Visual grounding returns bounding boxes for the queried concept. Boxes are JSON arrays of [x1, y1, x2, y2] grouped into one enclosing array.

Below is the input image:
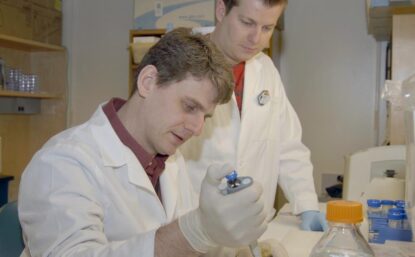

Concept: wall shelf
[[0, 89, 60, 99], [0, 34, 65, 52], [0, 32, 68, 202]]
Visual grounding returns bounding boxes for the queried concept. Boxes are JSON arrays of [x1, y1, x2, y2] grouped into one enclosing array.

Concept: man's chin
[[160, 146, 177, 156]]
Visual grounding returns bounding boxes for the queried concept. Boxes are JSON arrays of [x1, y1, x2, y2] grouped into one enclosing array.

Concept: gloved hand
[[179, 164, 267, 253], [236, 239, 289, 257], [300, 210, 328, 231]]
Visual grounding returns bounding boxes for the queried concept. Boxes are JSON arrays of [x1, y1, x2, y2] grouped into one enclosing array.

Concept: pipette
[[219, 171, 261, 257]]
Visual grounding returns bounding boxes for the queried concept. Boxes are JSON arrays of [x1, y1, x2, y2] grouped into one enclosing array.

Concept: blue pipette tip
[[225, 170, 238, 183]]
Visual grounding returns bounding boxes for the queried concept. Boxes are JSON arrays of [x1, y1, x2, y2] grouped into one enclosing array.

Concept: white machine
[[343, 145, 406, 201]]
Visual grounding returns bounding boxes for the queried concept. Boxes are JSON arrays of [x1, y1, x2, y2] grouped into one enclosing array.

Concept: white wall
[[280, 0, 378, 196], [63, 0, 133, 126]]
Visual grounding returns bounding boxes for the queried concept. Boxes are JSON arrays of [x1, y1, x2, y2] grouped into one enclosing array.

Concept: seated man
[[18, 28, 267, 257]]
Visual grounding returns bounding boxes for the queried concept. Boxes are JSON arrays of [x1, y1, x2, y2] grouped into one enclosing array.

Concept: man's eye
[[242, 20, 253, 26], [263, 26, 273, 32], [184, 103, 196, 112]]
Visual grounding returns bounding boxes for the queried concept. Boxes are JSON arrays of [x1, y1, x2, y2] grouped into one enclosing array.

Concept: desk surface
[[263, 203, 413, 257], [260, 203, 324, 257]]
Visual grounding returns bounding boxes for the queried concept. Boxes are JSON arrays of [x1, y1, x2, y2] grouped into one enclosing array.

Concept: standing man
[[18, 28, 267, 257], [180, 0, 327, 253]]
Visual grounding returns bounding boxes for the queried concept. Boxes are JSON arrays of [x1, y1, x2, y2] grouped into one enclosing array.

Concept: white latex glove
[[236, 239, 289, 257], [179, 164, 267, 253]]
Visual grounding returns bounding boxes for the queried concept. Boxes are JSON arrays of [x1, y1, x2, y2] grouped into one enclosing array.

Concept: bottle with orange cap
[[309, 200, 375, 257]]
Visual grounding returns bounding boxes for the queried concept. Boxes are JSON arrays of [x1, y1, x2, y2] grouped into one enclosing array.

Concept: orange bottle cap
[[326, 200, 363, 224]]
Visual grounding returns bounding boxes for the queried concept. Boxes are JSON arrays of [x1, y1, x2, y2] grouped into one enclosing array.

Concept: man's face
[[143, 75, 217, 156], [214, 0, 285, 64]]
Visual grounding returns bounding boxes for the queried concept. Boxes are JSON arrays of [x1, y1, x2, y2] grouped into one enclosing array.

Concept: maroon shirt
[[102, 98, 168, 198]]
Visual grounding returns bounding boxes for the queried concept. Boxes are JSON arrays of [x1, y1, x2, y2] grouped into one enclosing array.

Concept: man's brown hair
[[133, 27, 234, 104]]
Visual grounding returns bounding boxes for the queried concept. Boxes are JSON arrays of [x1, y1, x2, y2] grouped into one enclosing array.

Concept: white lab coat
[[180, 52, 319, 219], [18, 105, 197, 257]]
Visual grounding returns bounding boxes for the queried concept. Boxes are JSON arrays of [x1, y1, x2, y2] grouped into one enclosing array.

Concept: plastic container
[[309, 200, 375, 257], [367, 199, 382, 242], [394, 200, 406, 209], [367, 199, 382, 216], [388, 208, 403, 229], [381, 200, 395, 216]]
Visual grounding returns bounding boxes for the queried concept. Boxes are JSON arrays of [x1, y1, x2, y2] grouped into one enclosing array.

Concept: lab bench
[[263, 203, 414, 257]]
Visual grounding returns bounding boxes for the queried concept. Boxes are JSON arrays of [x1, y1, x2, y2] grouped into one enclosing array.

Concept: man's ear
[[216, 0, 226, 22], [136, 65, 158, 98]]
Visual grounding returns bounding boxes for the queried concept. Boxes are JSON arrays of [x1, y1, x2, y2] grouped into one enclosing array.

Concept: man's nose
[[248, 27, 262, 44], [186, 114, 205, 137]]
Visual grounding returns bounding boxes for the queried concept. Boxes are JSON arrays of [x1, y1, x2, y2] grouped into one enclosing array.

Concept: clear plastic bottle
[[366, 199, 382, 242], [367, 199, 382, 216], [381, 199, 395, 217], [387, 208, 403, 228], [309, 200, 375, 257]]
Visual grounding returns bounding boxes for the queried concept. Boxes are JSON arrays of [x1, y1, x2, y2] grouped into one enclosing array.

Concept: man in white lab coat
[[18, 28, 268, 257], [179, 0, 328, 255]]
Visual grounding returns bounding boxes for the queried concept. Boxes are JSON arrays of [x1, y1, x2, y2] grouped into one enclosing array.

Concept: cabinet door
[[388, 14, 415, 144]]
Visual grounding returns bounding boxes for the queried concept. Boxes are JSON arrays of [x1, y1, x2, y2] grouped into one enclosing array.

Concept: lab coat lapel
[[92, 107, 158, 195], [159, 157, 179, 221], [238, 58, 261, 159], [125, 154, 158, 196]]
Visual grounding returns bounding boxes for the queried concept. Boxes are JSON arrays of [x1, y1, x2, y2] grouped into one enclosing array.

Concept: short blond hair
[[223, 0, 287, 14]]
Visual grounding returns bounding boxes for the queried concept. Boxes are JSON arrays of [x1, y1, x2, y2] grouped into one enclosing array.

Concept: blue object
[[225, 170, 238, 184], [367, 200, 413, 243], [381, 199, 395, 206], [300, 210, 328, 232], [395, 200, 406, 209], [367, 199, 382, 208], [0, 175, 14, 208], [221, 171, 253, 195], [0, 201, 25, 256]]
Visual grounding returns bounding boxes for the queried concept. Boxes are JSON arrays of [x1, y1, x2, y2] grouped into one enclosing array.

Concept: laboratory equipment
[[387, 208, 403, 229], [367, 199, 382, 216], [366, 198, 412, 243], [220, 171, 260, 257], [367, 199, 382, 242], [381, 199, 395, 216], [343, 145, 406, 201], [309, 200, 375, 257]]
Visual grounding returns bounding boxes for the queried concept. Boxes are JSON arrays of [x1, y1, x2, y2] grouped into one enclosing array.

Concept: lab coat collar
[[91, 106, 157, 194], [90, 104, 184, 215], [91, 105, 128, 168]]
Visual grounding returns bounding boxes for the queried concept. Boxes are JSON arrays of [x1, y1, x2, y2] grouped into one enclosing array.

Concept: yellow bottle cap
[[326, 200, 363, 224]]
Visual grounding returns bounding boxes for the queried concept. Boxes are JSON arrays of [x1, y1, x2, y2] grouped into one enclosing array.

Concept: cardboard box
[[134, 0, 215, 30], [32, 4, 62, 45], [0, 1, 32, 40]]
